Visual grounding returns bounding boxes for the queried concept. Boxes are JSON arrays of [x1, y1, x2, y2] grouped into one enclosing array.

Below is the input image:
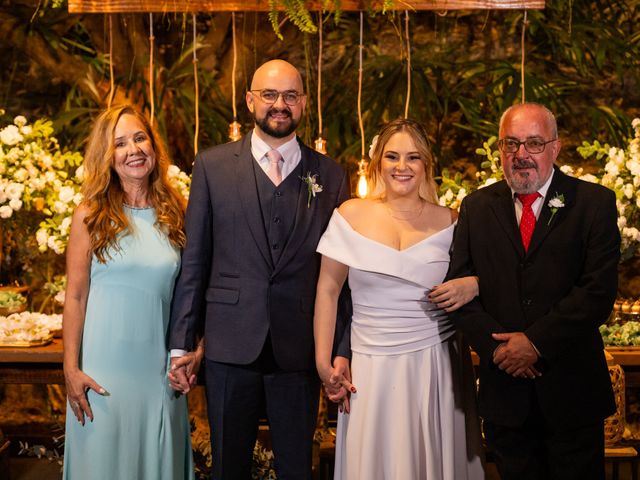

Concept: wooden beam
[[69, 0, 544, 14]]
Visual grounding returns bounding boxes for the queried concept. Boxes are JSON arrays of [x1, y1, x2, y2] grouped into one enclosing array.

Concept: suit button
[[273, 216, 281, 224], [275, 191, 282, 197], [522, 299, 532, 306], [272, 243, 279, 250]]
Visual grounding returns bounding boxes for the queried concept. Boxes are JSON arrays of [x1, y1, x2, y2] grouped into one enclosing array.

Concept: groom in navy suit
[[168, 59, 350, 479], [447, 103, 619, 480]]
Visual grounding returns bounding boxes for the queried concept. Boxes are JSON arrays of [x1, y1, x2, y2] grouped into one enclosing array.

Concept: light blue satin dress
[[63, 206, 194, 480]]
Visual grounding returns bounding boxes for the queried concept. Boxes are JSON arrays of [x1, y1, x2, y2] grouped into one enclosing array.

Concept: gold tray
[[0, 337, 53, 347]]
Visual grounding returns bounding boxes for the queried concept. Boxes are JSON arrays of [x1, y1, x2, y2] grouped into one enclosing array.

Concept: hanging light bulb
[[314, 137, 327, 154], [356, 158, 368, 199], [229, 121, 242, 141], [228, 12, 241, 143]]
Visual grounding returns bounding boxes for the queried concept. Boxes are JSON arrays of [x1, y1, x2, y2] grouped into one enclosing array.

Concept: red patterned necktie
[[266, 149, 283, 186], [516, 192, 541, 252]]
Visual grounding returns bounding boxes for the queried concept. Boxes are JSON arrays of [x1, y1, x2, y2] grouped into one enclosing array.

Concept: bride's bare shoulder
[[338, 198, 379, 224]]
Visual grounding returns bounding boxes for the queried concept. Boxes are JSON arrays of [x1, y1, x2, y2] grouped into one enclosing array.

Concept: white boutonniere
[[301, 172, 323, 208], [547, 193, 565, 225]]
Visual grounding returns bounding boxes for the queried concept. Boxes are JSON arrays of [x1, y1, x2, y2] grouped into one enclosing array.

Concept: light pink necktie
[[266, 149, 283, 186], [516, 192, 541, 252]]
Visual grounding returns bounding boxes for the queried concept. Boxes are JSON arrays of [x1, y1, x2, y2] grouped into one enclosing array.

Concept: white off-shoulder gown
[[317, 210, 484, 480]]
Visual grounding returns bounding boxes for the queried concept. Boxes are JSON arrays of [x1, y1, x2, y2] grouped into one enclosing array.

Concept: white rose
[[480, 177, 498, 188], [59, 186, 76, 203], [0, 205, 13, 218], [560, 165, 574, 175], [36, 228, 48, 247], [167, 164, 179, 176], [605, 161, 619, 177], [618, 216, 627, 229], [632, 118, 640, 129], [45, 171, 56, 183], [456, 188, 467, 201], [368, 135, 379, 159], [13, 115, 27, 127], [29, 177, 46, 191], [627, 158, 640, 176], [53, 201, 67, 214], [41, 155, 53, 168], [75, 165, 84, 181], [60, 216, 72, 233], [73, 192, 83, 205], [0, 125, 23, 146], [20, 125, 32, 135], [5, 182, 24, 200], [9, 198, 22, 211], [548, 197, 565, 209], [438, 195, 447, 207], [444, 189, 454, 202], [623, 184, 634, 199], [13, 168, 28, 182], [579, 174, 599, 184]]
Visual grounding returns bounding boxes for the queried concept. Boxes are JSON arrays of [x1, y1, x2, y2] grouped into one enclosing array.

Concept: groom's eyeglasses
[[497, 137, 557, 154], [250, 89, 305, 106]]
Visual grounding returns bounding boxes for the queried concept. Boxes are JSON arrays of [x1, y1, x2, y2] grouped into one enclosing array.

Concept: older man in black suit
[[447, 103, 619, 480], [168, 59, 350, 479]]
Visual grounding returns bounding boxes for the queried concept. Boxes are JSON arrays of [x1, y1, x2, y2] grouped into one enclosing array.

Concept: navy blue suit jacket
[[169, 135, 350, 371]]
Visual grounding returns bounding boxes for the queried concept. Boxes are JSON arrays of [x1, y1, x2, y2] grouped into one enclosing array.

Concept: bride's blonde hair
[[367, 118, 438, 203]]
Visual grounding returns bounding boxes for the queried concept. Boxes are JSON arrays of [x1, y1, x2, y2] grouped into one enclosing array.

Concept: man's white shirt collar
[[511, 168, 555, 220], [251, 129, 301, 180]]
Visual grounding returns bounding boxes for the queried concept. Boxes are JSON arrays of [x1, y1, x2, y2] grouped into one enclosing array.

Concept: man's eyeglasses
[[497, 137, 558, 154], [250, 89, 305, 106]]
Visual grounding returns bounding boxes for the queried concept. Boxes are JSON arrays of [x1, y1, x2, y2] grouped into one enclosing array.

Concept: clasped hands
[[168, 347, 204, 394], [319, 356, 355, 413], [492, 332, 542, 380]]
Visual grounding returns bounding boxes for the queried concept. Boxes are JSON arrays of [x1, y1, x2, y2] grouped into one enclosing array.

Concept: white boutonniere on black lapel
[[301, 172, 323, 208], [547, 193, 565, 225]]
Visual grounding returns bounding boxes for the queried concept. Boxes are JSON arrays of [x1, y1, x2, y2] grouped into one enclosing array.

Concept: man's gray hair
[[498, 102, 558, 139]]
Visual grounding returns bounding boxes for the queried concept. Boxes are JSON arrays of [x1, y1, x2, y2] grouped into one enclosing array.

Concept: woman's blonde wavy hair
[[367, 118, 438, 204], [81, 105, 186, 263]]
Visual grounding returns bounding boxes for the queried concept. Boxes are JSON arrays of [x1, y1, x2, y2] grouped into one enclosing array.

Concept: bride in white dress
[[314, 119, 485, 479]]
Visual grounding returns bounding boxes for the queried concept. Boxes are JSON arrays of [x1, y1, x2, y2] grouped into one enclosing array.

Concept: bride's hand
[[429, 276, 479, 312], [319, 356, 356, 413]]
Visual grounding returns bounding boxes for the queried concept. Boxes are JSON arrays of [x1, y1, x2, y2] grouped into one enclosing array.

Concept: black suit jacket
[[169, 135, 350, 371], [447, 167, 619, 429]]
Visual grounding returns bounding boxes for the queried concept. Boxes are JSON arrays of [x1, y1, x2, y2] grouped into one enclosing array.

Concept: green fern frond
[[268, 0, 284, 40]]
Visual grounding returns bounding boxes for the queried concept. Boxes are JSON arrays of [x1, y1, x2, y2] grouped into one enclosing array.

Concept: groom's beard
[[253, 107, 299, 139]]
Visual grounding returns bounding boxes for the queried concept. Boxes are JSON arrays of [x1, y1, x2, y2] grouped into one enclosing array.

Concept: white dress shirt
[[251, 129, 301, 181], [511, 169, 555, 223]]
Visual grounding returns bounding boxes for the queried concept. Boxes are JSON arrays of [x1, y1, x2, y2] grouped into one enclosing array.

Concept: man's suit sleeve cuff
[[170, 349, 188, 358]]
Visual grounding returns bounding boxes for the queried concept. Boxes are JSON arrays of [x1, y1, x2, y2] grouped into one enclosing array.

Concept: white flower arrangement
[[0, 114, 83, 256], [0, 311, 62, 344]]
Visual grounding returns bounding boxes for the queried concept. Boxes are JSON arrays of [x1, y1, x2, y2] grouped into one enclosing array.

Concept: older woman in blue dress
[[63, 105, 197, 479]]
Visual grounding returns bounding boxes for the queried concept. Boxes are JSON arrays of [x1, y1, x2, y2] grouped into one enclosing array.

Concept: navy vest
[[253, 159, 302, 266]]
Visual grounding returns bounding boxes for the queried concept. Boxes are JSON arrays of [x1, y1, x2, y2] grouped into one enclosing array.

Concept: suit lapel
[[527, 167, 574, 256], [273, 141, 319, 275], [489, 181, 525, 256], [235, 136, 272, 267]]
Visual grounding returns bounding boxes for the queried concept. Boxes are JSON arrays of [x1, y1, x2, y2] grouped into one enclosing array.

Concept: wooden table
[[0, 338, 64, 385]]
